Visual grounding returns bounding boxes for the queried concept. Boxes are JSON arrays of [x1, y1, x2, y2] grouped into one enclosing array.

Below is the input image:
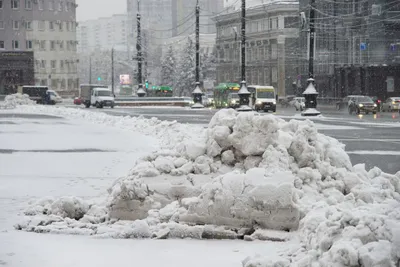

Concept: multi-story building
[[214, 1, 300, 97], [0, 0, 79, 96], [77, 14, 129, 53], [299, 0, 400, 98]]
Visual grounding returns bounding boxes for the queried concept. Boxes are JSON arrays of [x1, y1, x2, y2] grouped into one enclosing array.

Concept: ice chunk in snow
[[178, 141, 206, 160], [50, 196, 89, 220], [358, 240, 394, 267], [221, 150, 235, 165], [242, 255, 290, 267], [209, 108, 237, 128], [180, 168, 299, 230], [154, 156, 175, 173], [130, 161, 160, 177]]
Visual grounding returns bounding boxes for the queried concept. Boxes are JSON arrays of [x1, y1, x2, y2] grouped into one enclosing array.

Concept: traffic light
[[145, 80, 149, 89], [97, 77, 101, 81]]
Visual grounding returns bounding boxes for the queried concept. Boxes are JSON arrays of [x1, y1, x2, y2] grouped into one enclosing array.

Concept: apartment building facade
[[299, 0, 400, 98], [0, 0, 79, 96], [215, 2, 300, 97]]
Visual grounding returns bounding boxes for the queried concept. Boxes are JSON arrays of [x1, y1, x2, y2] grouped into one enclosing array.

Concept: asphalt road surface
[[9, 104, 400, 174]]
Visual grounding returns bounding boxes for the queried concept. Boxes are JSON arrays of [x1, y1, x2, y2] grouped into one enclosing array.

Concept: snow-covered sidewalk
[[0, 106, 293, 267], [1, 96, 400, 267]]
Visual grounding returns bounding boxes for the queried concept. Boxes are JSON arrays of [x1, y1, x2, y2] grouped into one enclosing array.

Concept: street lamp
[[301, 78, 321, 116]]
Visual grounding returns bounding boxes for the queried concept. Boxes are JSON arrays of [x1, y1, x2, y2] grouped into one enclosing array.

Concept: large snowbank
[[0, 93, 36, 109], [12, 107, 400, 266]]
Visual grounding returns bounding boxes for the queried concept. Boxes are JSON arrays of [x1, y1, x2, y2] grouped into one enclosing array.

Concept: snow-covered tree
[[160, 46, 176, 87], [175, 37, 196, 96], [201, 45, 217, 82]]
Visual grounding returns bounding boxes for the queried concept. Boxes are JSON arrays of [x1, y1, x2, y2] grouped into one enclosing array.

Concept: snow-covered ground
[[0, 104, 293, 267], [1, 96, 400, 267]]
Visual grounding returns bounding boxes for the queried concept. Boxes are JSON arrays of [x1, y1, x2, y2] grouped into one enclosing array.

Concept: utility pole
[[111, 48, 114, 95], [89, 56, 92, 84], [136, 0, 145, 97], [191, 0, 204, 108], [333, 0, 337, 98], [237, 0, 251, 111]]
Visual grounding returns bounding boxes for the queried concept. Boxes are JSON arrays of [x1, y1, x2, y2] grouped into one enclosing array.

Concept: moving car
[[228, 93, 240, 109], [47, 90, 63, 105], [348, 96, 378, 115], [336, 95, 364, 110], [248, 85, 277, 112], [293, 97, 306, 111], [80, 84, 115, 108], [381, 97, 400, 112]]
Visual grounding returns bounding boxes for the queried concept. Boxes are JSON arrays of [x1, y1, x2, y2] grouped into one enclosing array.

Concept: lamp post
[[192, 0, 204, 109], [136, 0, 146, 97], [301, 0, 320, 116], [237, 0, 252, 111]]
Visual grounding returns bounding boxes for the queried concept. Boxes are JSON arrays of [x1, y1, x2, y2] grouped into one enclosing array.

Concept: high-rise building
[[0, 0, 79, 96], [77, 14, 129, 53]]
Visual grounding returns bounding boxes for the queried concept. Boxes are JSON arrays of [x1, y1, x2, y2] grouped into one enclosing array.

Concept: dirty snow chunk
[[154, 156, 175, 173], [179, 141, 206, 160], [50, 196, 89, 220], [244, 156, 262, 170], [1, 93, 36, 109], [206, 139, 222, 157], [193, 156, 212, 175], [173, 157, 188, 168], [181, 168, 299, 230], [358, 240, 394, 267], [221, 150, 235, 165], [170, 162, 194, 176], [24, 197, 55, 216], [209, 126, 231, 149], [209, 108, 237, 128], [131, 161, 160, 177]]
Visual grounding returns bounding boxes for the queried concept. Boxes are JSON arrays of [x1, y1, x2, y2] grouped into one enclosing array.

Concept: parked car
[[381, 97, 400, 112], [348, 96, 378, 115], [293, 97, 306, 111], [74, 97, 82, 105]]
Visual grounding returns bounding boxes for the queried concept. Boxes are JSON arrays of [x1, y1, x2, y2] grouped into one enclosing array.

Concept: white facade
[[162, 33, 216, 60], [27, 20, 79, 93], [77, 14, 129, 53]]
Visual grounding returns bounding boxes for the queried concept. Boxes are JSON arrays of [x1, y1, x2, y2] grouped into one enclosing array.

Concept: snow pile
[[0, 93, 36, 109], [13, 108, 400, 266]]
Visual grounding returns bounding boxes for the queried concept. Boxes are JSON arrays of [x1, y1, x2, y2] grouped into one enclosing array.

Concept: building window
[[50, 40, 55, 50], [38, 20, 45, 30], [25, 0, 32, 9], [59, 41, 64, 50], [58, 1, 62, 11], [0, 0, 3, 8], [58, 21, 63, 31], [12, 40, 19, 49], [25, 21, 32, 30], [11, 0, 19, 9], [60, 60, 64, 70], [26, 40, 32, 49], [40, 40, 46, 50], [51, 60, 56, 69], [66, 41, 70, 50], [60, 79, 65, 89], [66, 21, 70, 31], [271, 44, 277, 59], [49, 0, 54, 10], [51, 79, 57, 88], [41, 60, 46, 69], [0, 21, 4, 29], [38, 0, 43, 10], [41, 79, 47, 86], [0, 41, 4, 49], [65, 1, 69, 11], [49, 21, 54, 30], [13, 21, 19, 30]]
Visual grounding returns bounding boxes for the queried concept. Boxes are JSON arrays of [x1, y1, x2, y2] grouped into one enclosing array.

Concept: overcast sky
[[76, 0, 126, 21]]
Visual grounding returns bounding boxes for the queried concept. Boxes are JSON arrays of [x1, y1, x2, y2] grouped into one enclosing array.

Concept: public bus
[[213, 83, 240, 108], [147, 86, 173, 97]]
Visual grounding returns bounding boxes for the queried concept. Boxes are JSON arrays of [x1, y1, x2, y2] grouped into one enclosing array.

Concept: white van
[[248, 85, 277, 112]]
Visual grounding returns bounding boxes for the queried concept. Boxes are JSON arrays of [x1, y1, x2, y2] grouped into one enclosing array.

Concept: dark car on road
[[348, 96, 378, 115]]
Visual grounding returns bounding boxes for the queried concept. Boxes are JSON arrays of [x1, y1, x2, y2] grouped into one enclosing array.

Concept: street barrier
[[115, 97, 192, 107]]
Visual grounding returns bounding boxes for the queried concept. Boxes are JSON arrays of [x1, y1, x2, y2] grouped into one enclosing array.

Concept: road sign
[[360, 43, 367, 51]]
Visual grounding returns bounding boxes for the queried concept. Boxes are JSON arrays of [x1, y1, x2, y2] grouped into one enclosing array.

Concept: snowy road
[[0, 112, 296, 267], [61, 105, 400, 174]]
